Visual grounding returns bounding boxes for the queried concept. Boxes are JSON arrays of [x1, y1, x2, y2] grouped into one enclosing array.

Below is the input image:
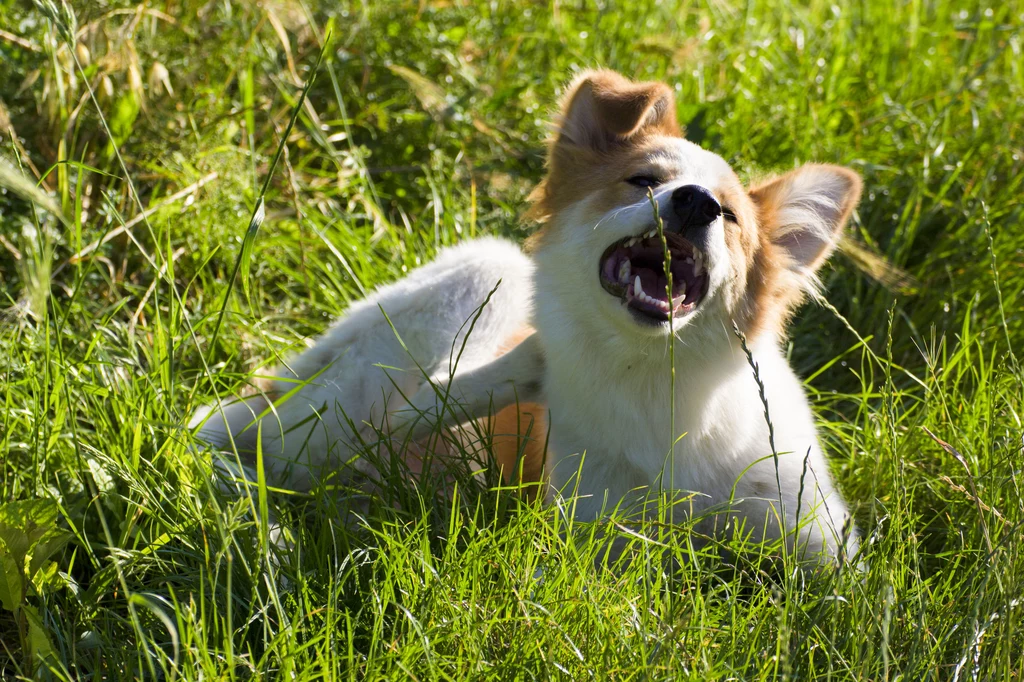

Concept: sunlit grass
[[1, 0, 1022, 678]]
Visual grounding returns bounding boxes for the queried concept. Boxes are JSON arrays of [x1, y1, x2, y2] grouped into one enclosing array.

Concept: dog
[[193, 69, 862, 564]]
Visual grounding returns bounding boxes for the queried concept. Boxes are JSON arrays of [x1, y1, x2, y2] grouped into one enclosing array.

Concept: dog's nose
[[671, 185, 722, 229]]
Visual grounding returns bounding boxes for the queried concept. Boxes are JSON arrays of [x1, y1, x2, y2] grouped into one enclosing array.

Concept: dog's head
[[528, 70, 862, 348]]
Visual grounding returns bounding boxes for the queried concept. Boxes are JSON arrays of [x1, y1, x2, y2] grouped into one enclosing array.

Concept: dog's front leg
[[391, 332, 545, 440]]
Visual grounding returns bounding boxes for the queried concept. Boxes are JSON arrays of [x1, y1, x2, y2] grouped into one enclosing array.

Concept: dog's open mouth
[[599, 229, 709, 323]]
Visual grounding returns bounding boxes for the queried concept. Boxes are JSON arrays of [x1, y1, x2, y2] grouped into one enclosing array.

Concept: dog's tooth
[[679, 280, 687, 298], [634, 275, 642, 296], [645, 230, 656, 239], [685, 256, 694, 265], [618, 260, 631, 284]]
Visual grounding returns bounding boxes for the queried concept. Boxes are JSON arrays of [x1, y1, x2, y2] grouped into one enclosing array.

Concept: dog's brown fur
[[488, 327, 546, 494], [742, 166, 862, 338]]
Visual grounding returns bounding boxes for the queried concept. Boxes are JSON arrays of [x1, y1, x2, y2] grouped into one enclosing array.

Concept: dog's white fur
[[527, 140, 856, 559], [192, 237, 536, 490], [194, 71, 859, 564]]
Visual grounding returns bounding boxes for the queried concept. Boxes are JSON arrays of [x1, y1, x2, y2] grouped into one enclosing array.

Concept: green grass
[[1, 0, 1023, 678]]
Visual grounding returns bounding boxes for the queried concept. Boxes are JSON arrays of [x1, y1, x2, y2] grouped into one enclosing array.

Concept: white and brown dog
[[194, 70, 862, 563]]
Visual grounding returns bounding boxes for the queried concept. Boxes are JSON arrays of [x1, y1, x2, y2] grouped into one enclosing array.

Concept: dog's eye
[[722, 207, 739, 223], [625, 175, 662, 188]]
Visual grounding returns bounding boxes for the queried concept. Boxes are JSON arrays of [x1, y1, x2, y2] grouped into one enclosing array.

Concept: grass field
[[2, 0, 1023, 678]]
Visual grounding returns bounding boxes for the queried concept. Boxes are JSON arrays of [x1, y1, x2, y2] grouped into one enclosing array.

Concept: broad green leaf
[[0, 499, 59, 570], [23, 603, 57, 665], [29, 527, 72, 582], [31, 560, 65, 596], [0, 544, 22, 612], [129, 593, 180, 663]]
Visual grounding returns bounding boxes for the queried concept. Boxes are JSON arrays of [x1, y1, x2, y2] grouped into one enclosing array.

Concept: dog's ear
[[750, 164, 862, 275], [555, 70, 679, 151]]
